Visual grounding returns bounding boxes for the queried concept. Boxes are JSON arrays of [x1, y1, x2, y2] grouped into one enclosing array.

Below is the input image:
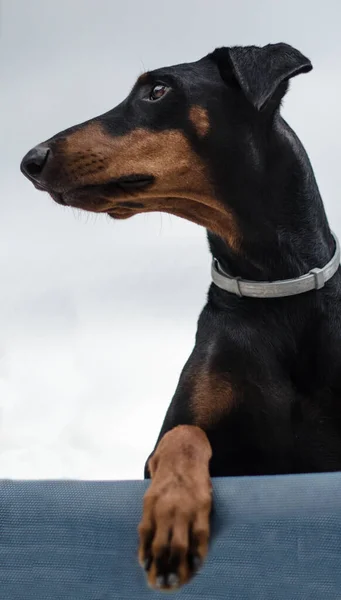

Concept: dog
[[21, 42, 341, 591]]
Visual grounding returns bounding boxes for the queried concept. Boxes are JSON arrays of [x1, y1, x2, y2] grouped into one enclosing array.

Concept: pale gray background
[[1, 0, 341, 479]]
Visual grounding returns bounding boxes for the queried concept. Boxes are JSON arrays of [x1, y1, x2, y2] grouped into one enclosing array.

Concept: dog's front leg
[[138, 424, 212, 591]]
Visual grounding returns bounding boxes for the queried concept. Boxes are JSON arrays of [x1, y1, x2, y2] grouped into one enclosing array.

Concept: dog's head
[[21, 43, 311, 251]]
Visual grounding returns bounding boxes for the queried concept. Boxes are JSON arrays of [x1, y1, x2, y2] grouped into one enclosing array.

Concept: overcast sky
[[1, 0, 341, 479]]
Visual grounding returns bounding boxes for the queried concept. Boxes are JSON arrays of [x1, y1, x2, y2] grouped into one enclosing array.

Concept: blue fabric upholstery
[[1, 473, 341, 599]]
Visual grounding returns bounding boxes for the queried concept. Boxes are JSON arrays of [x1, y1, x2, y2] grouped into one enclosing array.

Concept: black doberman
[[21, 43, 341, 591]]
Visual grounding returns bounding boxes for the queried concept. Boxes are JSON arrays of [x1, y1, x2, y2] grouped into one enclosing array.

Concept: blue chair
[[1, 473, 341, 599]]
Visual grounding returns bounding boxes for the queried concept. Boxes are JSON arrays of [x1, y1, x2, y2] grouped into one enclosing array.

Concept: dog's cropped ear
[[210, 43, 312, 111]]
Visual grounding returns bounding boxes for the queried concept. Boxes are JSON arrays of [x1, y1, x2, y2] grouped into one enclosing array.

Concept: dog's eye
[[149, 84, 168, 101]]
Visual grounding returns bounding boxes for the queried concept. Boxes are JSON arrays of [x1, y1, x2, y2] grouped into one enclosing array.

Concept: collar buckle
[[309, 267, 325, 290]]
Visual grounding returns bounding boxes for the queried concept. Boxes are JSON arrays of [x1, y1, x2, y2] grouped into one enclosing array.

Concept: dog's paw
[[138, 474, 212, 591]]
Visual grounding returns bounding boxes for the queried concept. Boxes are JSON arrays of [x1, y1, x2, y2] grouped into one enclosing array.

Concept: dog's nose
[[20, 145, 50, 182]]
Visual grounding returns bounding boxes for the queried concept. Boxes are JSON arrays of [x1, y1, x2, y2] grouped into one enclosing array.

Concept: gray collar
[[211, 231, 340, 298]]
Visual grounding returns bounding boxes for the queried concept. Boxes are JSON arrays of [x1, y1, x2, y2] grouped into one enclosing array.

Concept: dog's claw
[[143, 557, 152, 571], [167, 573, 180, 588], [155, 576, 165, 589], [152, 573, 180, 591]]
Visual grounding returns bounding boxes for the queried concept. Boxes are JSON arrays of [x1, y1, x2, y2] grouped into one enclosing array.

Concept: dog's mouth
[[34, 174, 155, 210], [80, 174, 155, 195]]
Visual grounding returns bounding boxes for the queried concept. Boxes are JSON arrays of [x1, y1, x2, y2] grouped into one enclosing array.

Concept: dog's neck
[[208, 114, 334, 284]]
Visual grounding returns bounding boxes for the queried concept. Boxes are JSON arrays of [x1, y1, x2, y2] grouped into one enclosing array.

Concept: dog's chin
[[107, 208, 137, 219]]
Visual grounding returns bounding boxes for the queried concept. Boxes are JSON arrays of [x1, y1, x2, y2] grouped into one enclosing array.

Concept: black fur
[[144, 45, 341, 478], [20, 43, 341, 481]]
